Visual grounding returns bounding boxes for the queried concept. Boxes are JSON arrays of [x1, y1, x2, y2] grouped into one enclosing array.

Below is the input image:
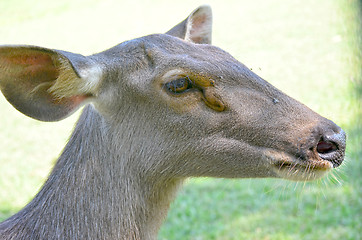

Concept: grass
[[0, 0, 361, 239]]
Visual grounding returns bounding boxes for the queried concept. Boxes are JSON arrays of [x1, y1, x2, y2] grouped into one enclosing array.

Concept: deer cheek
[[202, 89, 225, 112]]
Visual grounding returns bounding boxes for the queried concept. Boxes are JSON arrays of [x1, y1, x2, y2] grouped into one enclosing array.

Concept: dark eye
[[165, 77, 192, 94]]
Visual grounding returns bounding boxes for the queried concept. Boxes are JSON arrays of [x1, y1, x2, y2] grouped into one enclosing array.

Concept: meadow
[[0, 0, 361, 239]]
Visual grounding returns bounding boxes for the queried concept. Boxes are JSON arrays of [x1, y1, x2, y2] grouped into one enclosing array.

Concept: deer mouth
[[273, 157, 333, 181], [265, 148, 337, 181]]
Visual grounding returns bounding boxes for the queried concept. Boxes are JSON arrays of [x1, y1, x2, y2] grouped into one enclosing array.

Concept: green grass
[[0, 0, 361, 239]]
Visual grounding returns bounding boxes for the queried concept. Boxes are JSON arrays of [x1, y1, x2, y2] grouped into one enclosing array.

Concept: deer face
[[0, 6, 345, 182], [92, 33, 345, 181]]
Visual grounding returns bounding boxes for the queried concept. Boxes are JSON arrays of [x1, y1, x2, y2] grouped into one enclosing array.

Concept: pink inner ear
[[1, 53, 58, 78], [190, 14, 207, 36], [1, 52, 59, 84], [0, 47, 90, 121], [5, 53, 53, 66], [187, 8, 212, 44], [193, 15, 207, 28]]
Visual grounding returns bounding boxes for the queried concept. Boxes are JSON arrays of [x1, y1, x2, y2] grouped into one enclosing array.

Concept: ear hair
[[49, 55, 102, 100]]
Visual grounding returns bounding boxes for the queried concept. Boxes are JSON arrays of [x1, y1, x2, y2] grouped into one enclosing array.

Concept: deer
[[0, 5, 346, 240]]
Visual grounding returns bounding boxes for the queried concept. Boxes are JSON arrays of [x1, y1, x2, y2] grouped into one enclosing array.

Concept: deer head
[[0, 6, 346, 183], [0, 5, 347, 240]]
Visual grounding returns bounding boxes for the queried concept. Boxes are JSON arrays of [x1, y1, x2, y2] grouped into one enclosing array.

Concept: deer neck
[[5, 105, 183, 240]]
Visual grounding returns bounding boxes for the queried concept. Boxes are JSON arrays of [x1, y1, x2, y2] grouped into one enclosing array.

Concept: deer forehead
[[103, 34, 253, 91]]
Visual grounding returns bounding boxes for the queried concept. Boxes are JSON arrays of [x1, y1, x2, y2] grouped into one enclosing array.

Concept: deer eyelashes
[[163, 74, 226, 112]]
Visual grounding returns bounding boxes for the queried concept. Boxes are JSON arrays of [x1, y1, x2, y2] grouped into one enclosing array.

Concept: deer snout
[[269, 120, 346, 181], [311, 122, 346, 168]]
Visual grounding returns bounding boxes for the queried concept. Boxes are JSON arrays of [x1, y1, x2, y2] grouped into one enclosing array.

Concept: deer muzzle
[[267, 119, 346, 181]]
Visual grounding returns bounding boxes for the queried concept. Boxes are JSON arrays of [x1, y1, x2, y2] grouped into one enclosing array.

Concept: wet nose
[[315, 126, 346, 168]]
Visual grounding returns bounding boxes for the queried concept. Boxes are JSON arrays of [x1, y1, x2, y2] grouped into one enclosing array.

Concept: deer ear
[[166, 5, 212, 44], [0, 46, 102, 122]]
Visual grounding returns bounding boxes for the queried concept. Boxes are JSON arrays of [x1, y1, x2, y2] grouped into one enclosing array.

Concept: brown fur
[[0, 5, 346, 240]]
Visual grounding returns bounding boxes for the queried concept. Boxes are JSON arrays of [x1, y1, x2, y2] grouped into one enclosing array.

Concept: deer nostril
[[314, 128, 346, 168], [306, 121, 347, 168], [316, 140, 338, 154]]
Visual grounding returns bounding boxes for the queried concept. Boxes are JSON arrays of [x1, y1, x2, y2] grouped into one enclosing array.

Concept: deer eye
[[165, 77, 193, 94]]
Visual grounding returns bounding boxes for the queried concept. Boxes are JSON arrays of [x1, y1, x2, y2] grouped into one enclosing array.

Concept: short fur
[[0, 5, 346, 240]]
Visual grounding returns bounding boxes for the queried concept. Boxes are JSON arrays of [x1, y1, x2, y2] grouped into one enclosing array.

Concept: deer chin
[[264, 149, 333, 181]]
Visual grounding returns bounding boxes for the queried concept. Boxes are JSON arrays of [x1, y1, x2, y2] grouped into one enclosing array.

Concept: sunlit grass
[[0, 0, 360, 239]]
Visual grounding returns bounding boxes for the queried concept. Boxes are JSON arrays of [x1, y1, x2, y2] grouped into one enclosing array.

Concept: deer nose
[[315, 126, 346, 168]]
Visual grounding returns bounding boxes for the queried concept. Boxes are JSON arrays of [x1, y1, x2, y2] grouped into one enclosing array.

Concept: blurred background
[[0, 0, 360, 239]]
